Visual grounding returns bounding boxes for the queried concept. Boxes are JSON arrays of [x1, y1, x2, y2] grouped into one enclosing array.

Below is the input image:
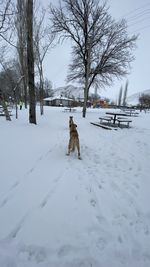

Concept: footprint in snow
[[90, 198, 97, 207], [96, 215, 106, 224], [144, 225, 149, 235], [0, 193, 13, 208], [27, 167, 34, 174], [133, 182, 140, 189], [40, 175, 62, 208], [118, 235, 123, 244], [40, 189, 55, 208], [98, 184, 103, 189], [8, 213, 29, 239], [58, 245, 73, 257], [0, 197, 9, 208], [11, 181, 19, 189], [96, 237, 107, 251]]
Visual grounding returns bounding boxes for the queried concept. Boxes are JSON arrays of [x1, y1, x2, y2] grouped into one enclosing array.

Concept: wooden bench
[[0, 108, 12, 116], [91, 122, 118, 130], [117, 118, 132, 128], [0, 108, 5, 116], [99, 116, 112, 124]]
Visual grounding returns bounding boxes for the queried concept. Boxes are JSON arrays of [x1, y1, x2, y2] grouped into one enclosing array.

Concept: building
[[43, 96, 74, 107]]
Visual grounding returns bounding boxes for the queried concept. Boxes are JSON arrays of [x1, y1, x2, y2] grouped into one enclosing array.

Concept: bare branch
[[0, 0, 16, 46]]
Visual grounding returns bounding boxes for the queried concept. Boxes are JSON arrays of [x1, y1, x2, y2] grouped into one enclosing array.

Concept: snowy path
[[0, 107, 150, 267]]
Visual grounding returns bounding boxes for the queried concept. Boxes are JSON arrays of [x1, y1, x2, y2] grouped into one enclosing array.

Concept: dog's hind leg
[[66, 139, 72, 156], [76, 141, 81, 159]]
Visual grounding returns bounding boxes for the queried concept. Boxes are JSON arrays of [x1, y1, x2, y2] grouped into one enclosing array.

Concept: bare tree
[[43, 78, 53, 97], [0, 53, 24, 119], [34, 8, 54, 115], [15, 0, 28, 108], [139, 94, 150, 109], [0, 51, 14, 121], [35, 78, 53, 100], [50, 0, 137, 117], [27, 0, 36, 124]]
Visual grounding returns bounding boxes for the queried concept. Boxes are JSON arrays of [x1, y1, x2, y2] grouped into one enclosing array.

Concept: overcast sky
[[43, 0, 150, 100]]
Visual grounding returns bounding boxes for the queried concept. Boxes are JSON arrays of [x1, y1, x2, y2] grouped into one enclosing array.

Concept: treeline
[[139, 94, 150, 108], [0, 61, 53, 102]]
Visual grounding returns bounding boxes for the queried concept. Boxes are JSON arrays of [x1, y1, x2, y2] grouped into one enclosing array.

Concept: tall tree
[[50, 0, 137, 117], [122, 80, 128, 106], [27, 0, 36, 124], [16, 0, 28, 108], [118, 86, 123, 106]]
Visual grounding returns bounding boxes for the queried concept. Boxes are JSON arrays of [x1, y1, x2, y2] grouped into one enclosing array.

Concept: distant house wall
[[45, 100, 51, 106], [56, 99, 60, 106]]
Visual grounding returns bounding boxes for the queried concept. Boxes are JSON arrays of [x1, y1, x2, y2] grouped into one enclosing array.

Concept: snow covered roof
[[44, 96, 74, 101]]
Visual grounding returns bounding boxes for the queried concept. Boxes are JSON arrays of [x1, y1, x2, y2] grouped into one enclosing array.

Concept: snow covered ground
[[0, 106, 150, 267]]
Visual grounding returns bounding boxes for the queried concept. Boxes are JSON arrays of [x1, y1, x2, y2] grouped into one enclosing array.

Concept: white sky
[[43, 0, 150, 100]]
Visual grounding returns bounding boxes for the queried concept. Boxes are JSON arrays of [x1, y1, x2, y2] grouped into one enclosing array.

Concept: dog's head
[[69, 116, 74, 127]]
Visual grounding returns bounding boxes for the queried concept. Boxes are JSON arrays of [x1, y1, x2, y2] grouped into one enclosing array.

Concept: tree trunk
[[40, 86, 44, 115], [83, 86, 88, 118], [17, 0, 28, 109], [20, 50, 28, 108], [82, 49, 90, 118], [39, 65, 44, 115], [27, 0, 36, 124], [23, 74, 28, 108], [13, 90, 18, 119], [19, 52, 28, 108]]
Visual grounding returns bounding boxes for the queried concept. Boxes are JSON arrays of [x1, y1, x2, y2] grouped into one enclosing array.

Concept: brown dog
[[67, 123, 81, 159]]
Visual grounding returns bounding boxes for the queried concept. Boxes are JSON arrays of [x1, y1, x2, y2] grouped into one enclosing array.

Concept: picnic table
[[106, 112, 128, 124], [123, 109, 139, 116], [0, 106, 12, 116], [64, 107, 76, 112]]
